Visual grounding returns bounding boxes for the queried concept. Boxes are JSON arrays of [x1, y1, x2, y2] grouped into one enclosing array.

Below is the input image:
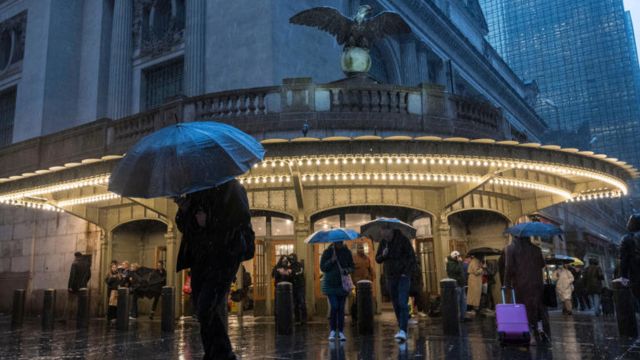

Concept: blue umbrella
[[360, 217, 417, 242], [505, 222, 562, 238], [305, 228, 361, 244], [108, 121, 265, 198]]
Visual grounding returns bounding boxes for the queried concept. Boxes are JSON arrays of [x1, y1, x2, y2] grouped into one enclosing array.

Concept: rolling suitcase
[[496, 287, 531, 346]]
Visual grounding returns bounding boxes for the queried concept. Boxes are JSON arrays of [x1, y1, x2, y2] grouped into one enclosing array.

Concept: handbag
[[108, 289, 118, 306], [334, 247, 354, 293]]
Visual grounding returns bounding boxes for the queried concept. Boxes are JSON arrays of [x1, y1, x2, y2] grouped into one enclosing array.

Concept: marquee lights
[[0, 175, 110, 202], [567, 191, 623, 202], [249, 155, 628, 195], [57, 192, 120, 207], [0, 199, 63, 212]]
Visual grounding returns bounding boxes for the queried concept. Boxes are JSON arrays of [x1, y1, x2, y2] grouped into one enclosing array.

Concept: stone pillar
[[184, 0, 206, 96], [99, 231, 109, 317], [165, 227, 179, 318], [417, 44, 429, 85], [433, 216, 450, 290], [400, 36, 419, 86], [107, 0, 133, 119], [294, 220, 314, 317]]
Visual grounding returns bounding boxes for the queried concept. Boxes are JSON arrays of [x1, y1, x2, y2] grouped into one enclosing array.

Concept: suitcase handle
[[501, 286, 517, 304]]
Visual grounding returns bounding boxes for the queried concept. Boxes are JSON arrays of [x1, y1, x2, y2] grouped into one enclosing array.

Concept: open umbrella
[[544, 254, 575, 266], [505, 222, 562, 238], [467, 247, 502, 257], [360, 217, 417, 242], [570, 258, 584, 266], [304, 228, 360, 244], [108, 121, 265, 198]]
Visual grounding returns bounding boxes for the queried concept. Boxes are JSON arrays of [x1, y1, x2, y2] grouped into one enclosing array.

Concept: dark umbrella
[[360, 217, 417, 242], [505, 222, 562, 238], [544, 254, 580, 266], [108, 121, 265, 198], [467, 247, 502, 257]]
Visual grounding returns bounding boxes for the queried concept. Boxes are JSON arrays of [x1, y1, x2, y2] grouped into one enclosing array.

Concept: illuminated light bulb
[[419, 174, 424, 181], [262, 163, 267, 168], [438, 159, 443, 165], [298, 160, 303, 166], [445, 159, 451, 165], [342, 174, 347, 180], [461, 160, 467, 166], [421, 158, 427, 164], [387, 158, 393, 164], [325, 159, 330, 165], [334, 159, 339, 165], [366, 174, 371, 180], [404, 158, 410, 164], [361, 158, 366, 164], [306, 160, 311, 166], [413, 158, 418, 164], [429, 159, 435, 165], [343, 159, 348, 165], [396, 158, 402, 164], [381, 174, 387, 180], [370, 158, 375, 164], [316, 159, 321, 165], [351, 158, 356, 164], [454, 160, 459, 166], [358, 174, 363, 180], [350, 174, 355, 180]]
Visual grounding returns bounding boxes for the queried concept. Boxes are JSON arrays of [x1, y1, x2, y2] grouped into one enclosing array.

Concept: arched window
[[134, 0, 186, 57], [0, 11, 26, 75]]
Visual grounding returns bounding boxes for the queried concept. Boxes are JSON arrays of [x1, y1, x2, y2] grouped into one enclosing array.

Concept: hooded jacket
[[375, 230, 416, 279], [446, 256, 466, 287]]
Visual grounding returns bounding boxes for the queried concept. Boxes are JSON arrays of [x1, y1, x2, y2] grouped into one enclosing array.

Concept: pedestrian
[[149, 260, 167, 320], [105, 261, 122, 323], [409, 255, 425, 321], [446, 251, 470, 322], [553, 264, 574, 315], [583, 258, 604, 316], [320, 241, 354, 342], [128, 263, 142, 319], [65, 252, 91, 321], [272, 255, 293, 285], [466, 255, 484, 315], [175, 179, 255, 360], [350, 243, 375, 323], [375, 226, 416, 342], [289, 253, 307, 324], [503, 236, 551, 345], [618, 214, 640, 306]]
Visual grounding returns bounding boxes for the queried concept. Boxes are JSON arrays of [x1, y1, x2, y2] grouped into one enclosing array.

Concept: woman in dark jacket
[[105, 262, 122, 323], [320, 241, 354, 342]]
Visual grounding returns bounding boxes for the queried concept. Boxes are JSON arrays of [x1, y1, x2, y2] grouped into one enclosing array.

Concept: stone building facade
[[0, 0, 633, 317]]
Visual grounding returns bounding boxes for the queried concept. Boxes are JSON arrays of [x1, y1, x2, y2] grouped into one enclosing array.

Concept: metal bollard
[[357, 280, 374, 335], [440, 279, 460, 336], [161, 286, 175, 332], [76, 288, 89, 328], [613, 281, 638, 338], [116, 287, 130, 331], [275, 282, 294, 335], [42, 289, 56, 330], [11, 289, 26, 328]]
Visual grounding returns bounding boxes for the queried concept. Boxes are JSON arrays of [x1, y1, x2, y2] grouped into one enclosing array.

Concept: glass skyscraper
[[480, 0, 640, 168]]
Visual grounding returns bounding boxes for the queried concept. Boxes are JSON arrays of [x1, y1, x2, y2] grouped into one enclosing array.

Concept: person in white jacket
[[554, 264, 575, 315]]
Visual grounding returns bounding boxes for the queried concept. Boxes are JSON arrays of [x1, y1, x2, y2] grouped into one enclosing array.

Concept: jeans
[[193, 284, 235, 360], [327, 294, 347, 332], [387, 275, 411, 332], [589, 294, 601, 315], [456, 286, 467, 321]]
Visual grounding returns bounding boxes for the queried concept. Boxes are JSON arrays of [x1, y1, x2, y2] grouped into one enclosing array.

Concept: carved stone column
[[107, 0, 133, 119], [433, 215, 451, 290], [294, 220, 314, 316], [184, 0, 206, 96], [400, 36, 419, 86], [98, 231, 109, 316]]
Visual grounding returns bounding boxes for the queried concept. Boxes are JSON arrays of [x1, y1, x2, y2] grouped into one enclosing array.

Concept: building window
[[134, 0, 185, 57], [143, 58, 183, 109], [0, 87, 16, 147], [0, 11, 26, 77]]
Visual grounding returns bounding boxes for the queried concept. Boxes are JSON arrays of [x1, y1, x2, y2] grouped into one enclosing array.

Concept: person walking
[[320, 241, 354, 342], [175, 179, 255, 360], [584, 258, 604, 316], [553, 264, 575, 315], [375, 226, 416, 342], [105, 261, 122, 324], [272, 255, 293, 285], [619, 214, 640, 308], [466, 255, 484, 315], [503, 236, 551, 345], [350, 243, 375, 323], [289, 253, 308, 324], [149, 260, 167, 320], [65, 252, 91, 321], [446, 251, 470, 322]]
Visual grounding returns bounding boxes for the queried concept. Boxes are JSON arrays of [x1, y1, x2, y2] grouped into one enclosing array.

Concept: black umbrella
[[467, 247, 502, 257], [544, 254, 575, 266]]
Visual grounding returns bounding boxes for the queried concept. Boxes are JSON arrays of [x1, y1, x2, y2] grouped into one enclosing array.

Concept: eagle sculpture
[[290, 5, 412, 50]]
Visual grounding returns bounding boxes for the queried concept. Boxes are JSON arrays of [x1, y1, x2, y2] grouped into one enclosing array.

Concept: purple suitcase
[[495, 287, 531, 346]]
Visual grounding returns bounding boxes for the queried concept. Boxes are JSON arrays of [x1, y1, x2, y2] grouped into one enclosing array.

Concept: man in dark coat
[[446, 251, 469, 322], [376, 227, 416, 342], [66, 252, 91, 320], [503, 236, 550, 344], [583, 258, 604, 316], [175, 179, 255, 360], [289, 253, 307, 324]]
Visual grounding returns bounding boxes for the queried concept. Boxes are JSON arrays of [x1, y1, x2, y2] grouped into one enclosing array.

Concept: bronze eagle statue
[[289, 5, 412, 50]]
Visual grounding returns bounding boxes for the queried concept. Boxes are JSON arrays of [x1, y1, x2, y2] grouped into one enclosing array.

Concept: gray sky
[[625, 0, 640, 59]]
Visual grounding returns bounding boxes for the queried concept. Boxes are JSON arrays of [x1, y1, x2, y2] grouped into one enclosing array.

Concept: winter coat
[[290, 260, 305, 290], [620, 232, 640, 286], [466, 258, 484, 307], [320, 245, 354, 297], [446, 256, 466, 287], [375, 230, 416, 280], [583, 264, 604, 295], [175, 179, 253, 291], [553, 268, 574, 301], [351, 253, 375, 284], [504, 237, 548, 329], [105, 270, 122, 291], [272, 260, 293, 285], [68, 257, 91, 293]]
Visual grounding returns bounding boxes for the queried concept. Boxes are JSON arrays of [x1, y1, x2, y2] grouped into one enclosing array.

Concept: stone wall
[[0, 205, 101, 317]]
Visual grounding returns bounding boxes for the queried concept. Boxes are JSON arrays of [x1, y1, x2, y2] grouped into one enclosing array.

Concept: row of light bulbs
[[0, 175, 110, 203], [252, 155, 628, 195], [567, 192, 623, 202], [0, 199, 63, 212], [57, 192, 120, 207], [488, 178, 571, 198]]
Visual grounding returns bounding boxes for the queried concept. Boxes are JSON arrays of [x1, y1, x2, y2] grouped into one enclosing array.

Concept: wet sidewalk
[[0, 311, 638, 359]]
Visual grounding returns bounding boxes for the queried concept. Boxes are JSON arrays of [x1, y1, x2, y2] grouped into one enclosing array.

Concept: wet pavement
[[0, 310, 639, 359]]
